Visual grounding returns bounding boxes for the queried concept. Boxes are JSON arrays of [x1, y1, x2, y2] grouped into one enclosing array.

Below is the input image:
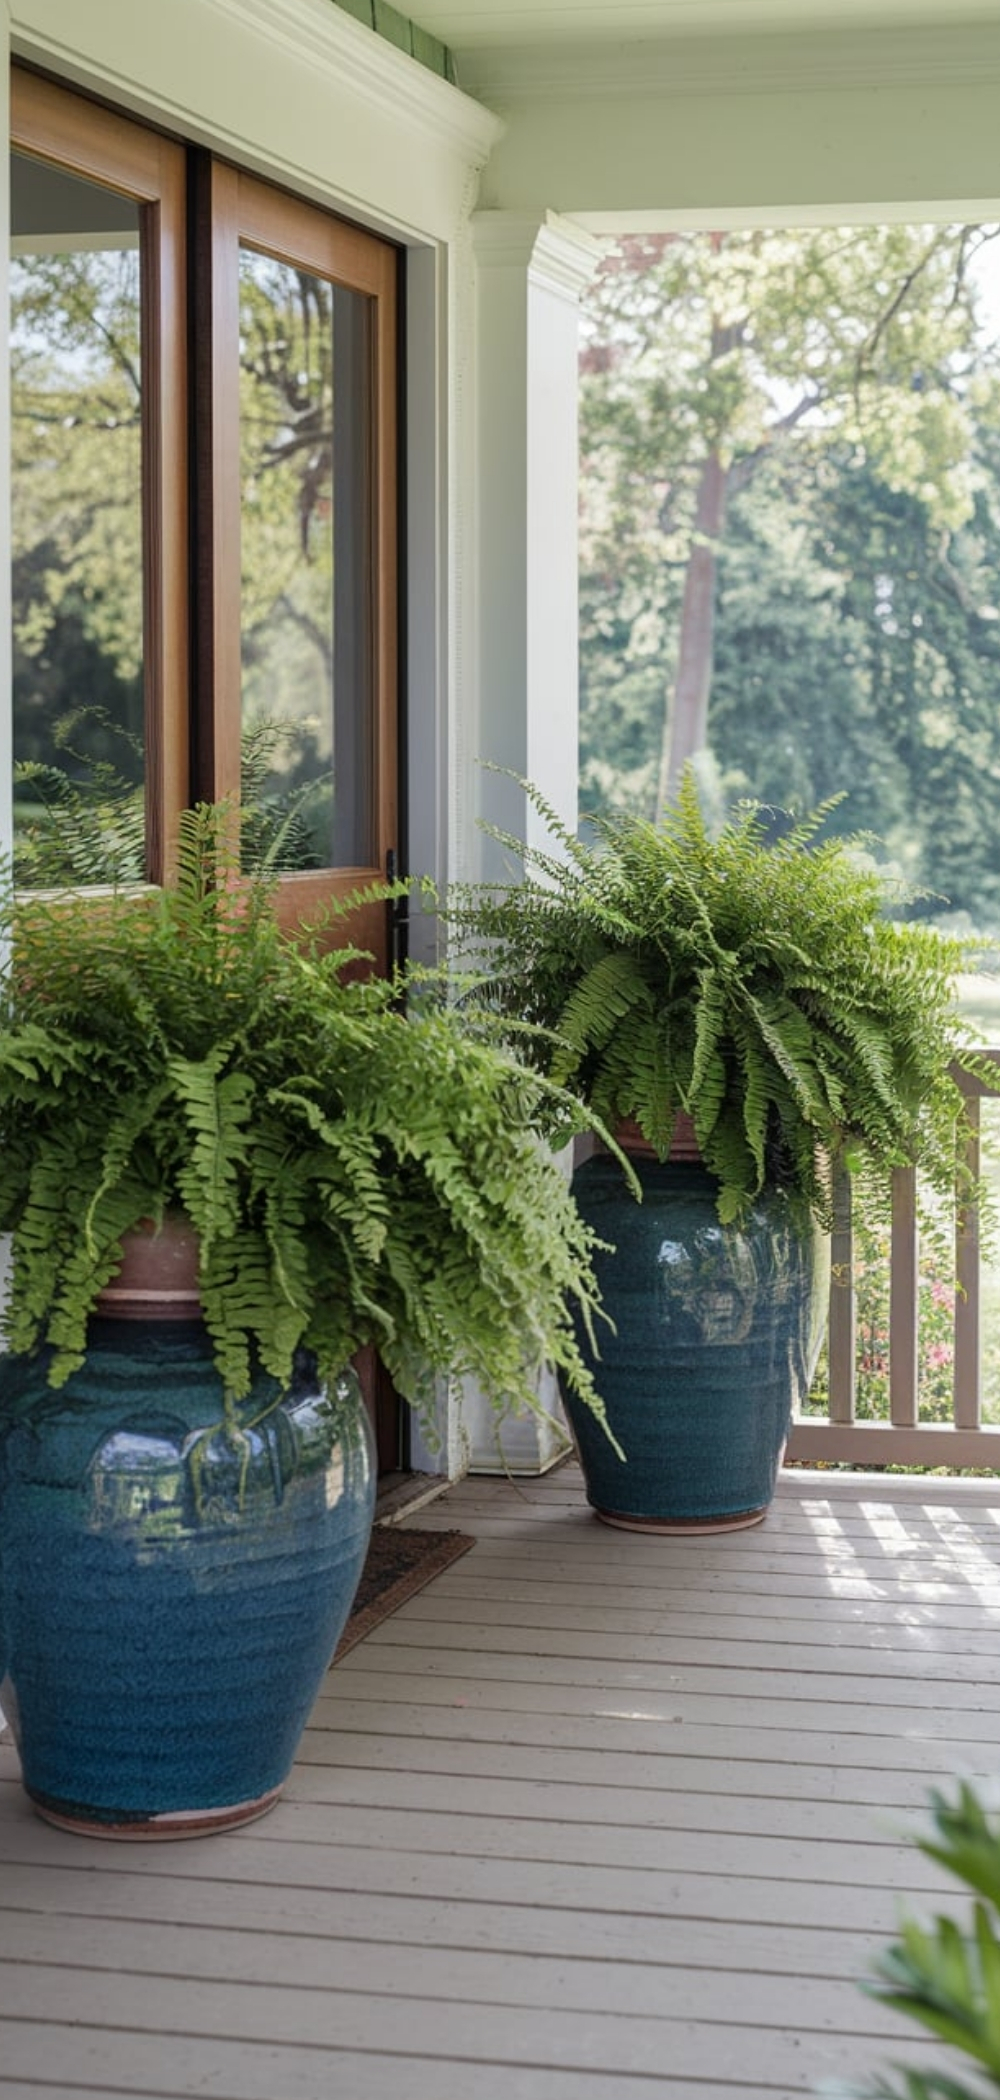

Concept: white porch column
[[457, 209, 601, 1476], [468, 209, 602, 873]]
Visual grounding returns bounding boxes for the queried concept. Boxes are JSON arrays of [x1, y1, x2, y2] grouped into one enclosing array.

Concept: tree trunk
[[658, 446, 729, 809]]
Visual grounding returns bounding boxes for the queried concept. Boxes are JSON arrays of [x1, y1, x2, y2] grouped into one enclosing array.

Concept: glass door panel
[[199, 162, 397, 957], [10, 154, 145, 886], [10, 68, 190, 891], [238, 250, 375, 873]]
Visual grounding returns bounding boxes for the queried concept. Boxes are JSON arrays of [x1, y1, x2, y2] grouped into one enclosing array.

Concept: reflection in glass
[[10, 152, 145, 887], [239, 247, 374, 871]]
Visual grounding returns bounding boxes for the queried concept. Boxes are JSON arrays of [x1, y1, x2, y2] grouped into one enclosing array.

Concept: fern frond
[[744, 990, 828, 1123], [168, 1051, 254, 1251], [84, 1082, 173, 1255], [736, 1031, 773, 1188], [550, 950, 654, 1082], [624, 1015, 677, 1156], [689, 967, 728, 1121]]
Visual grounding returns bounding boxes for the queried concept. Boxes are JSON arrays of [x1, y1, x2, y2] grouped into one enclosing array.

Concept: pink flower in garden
[[929, 1280, 955, 1311], [926, 1341, 954, 1369]]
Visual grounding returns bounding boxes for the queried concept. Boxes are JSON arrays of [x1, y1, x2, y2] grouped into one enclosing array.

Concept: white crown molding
[[532, 214, 604, 296], [473, 209, 603, 293], [459, 22, 1000, 101], [472, 211, 549, 269], [211, 0, 503, 160], [10, 0, 504, 166]]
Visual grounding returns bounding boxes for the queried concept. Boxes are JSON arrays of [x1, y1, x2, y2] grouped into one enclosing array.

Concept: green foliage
[[0, 805, 617, 1452], [806, 1186, 962, 1426], [11, 245, 341, 883], [579, 224, 1000, 846], [840, 1785, 1000, 2100], [238, 717, 326, 874], [704, 451, 1000, 922], [11, 247, 145, 690], [12, 711, 331, 888], [448, 772, 985, 1230], [13, 706, 145, 888]]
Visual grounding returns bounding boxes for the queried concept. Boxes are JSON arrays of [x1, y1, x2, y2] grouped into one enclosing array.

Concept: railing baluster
[[889, 1163, 919, 1429], [787, 1049, 1000, 1470], [954, 1090, 982, 1430], [827, 1160, 856, 1424]]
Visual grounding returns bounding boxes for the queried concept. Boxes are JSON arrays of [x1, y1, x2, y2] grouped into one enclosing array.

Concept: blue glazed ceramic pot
[[0, 1322, 375, 1836], [561, 1155, 828, 1532]]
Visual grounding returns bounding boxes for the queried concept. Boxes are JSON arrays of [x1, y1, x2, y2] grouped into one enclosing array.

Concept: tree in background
[[11, 248, 145, 783], [11, 245, 338, 880], [704, 446, 1000, 920], [580, 223, 1000, 899]]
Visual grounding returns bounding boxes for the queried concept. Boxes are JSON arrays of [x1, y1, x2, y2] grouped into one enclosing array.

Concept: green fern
[[447, 769, 988, 1230], [836, 1785, 1000, 2100], [624, 1014, 678, 1156], [0, 802, 618, 1454], [736, 1032, 770, 1185], [689, 968, 728, 1134], [84, 1083, 173, 1255], [13, 710, 328, 888], [168, 1052, 255, 1250]]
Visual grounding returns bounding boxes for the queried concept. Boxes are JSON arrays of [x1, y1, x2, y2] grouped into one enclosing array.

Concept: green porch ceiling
[[332, 0, 456, 80]]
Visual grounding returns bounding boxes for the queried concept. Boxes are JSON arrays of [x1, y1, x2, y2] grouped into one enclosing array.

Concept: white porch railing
[[786, 1052, 1000, 1470]]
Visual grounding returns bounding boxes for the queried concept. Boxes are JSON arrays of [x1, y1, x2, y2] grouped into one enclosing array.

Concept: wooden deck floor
[[4, 1460, 1000, 2100]]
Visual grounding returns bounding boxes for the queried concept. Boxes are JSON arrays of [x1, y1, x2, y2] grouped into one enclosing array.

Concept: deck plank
[[0, 1856, 892, 1974], [2, 1461, 998, 2098], [360, 1607, 1000, 1669], [0, 2030, 834, 2100], [294, 1730, 991, 1802], [0, 1975, 944, 2088], [338, 1638, 1000, 1701]]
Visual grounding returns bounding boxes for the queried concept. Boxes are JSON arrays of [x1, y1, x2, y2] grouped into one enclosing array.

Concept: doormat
[[333, 1526, 475, 1662]]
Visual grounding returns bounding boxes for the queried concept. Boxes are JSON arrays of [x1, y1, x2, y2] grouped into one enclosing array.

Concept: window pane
[[239, 247, 374, 871], [10, 152, 145, 887]]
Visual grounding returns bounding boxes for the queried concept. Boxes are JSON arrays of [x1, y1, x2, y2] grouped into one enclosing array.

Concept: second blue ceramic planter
[[561, 1155, 828, 1531], [0, 1322, 375, 1835]]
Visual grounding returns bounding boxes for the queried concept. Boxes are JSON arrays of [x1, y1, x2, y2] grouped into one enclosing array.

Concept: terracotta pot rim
[[611, 1110, 702, 1164], [94, 1213, 202, 1323]]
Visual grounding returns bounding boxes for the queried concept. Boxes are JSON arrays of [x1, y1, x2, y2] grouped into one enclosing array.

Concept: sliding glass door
[[11, 69, 398, 971]]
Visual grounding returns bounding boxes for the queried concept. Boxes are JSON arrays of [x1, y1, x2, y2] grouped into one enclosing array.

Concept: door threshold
[[375, 1471, 452, 1525]]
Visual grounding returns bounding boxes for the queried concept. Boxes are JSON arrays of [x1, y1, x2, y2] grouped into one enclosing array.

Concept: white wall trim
[[10, 0, 501, 242], [11, 0, 503, 159], [199, 0, 500, 163]]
